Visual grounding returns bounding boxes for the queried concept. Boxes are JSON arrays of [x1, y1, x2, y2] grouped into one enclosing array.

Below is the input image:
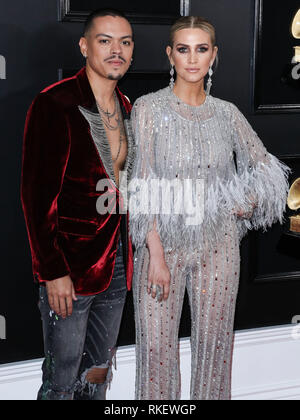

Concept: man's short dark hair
[[83, 8, 129, 36]]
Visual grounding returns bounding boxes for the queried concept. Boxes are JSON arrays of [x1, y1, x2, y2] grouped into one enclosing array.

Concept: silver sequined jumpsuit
[[128, 87, 290, 400]]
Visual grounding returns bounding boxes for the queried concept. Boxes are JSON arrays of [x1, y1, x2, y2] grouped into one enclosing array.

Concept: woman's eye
[[177, 47, 188, 53], [176, 46, 209, 53]]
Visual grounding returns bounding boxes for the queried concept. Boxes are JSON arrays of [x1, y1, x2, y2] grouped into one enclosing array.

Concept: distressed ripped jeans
[[37, 239, 127, 400]]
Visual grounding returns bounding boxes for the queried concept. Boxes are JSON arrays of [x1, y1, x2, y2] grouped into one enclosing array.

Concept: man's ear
[[79, 37, 88, 58]]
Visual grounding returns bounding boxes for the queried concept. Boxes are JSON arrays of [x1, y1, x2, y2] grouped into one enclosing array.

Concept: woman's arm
[[146, 224, 171, 301], [230, 103, 290, 230], [130, 97, 171, 300]]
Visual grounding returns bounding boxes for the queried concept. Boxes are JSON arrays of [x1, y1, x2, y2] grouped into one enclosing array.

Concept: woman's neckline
[[169, 86, 209, 109]]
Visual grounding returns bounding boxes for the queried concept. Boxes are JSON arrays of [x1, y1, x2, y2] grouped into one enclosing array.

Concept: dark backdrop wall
[[190, 0, 300, 330], [0, 0, 299, 365]]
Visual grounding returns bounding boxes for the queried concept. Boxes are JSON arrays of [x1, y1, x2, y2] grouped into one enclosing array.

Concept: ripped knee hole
[[86, 367, 109, 384]]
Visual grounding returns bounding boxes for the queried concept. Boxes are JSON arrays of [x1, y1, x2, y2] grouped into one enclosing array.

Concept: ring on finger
[[156, 285, 163, 301]]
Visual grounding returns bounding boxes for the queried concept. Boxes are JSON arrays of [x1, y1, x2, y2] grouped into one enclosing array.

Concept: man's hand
[[46, 275, 77, 319]]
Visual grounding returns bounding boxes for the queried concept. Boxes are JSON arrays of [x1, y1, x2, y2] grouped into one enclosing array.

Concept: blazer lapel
[[115, 89, 136, 186], [121, 118, 135, 185], [78, 105, 117, 186]]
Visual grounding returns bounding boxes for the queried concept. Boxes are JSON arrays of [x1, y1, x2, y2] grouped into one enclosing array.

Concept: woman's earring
[[206, 65, 213, 95], [169, 65, 175, 89]]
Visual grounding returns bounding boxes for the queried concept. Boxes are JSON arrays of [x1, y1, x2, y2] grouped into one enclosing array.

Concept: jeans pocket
[[38, 285, 47, 311]]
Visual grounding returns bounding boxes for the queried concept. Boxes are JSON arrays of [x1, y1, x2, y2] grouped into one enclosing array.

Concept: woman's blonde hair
[[169, 16, 217, 47]]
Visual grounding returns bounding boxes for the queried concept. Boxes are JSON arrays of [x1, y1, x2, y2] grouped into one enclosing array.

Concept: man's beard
[[105, 55, 126, 81], [107, 73, 123, 81]]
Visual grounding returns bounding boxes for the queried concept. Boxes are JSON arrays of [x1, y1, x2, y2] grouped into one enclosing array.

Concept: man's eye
[[99, 39, 109, 44], [122, 40, 131, 46]]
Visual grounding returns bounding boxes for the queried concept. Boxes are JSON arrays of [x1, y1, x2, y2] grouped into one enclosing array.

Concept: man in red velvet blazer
[[21, 9, 135, 400]]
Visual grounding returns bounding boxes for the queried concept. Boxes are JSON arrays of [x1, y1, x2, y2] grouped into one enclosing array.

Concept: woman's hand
[[147, 255, 171, 301], [146, 228, 171, 302], [235, 209, 253, 219], [234, 201, 257, 219]]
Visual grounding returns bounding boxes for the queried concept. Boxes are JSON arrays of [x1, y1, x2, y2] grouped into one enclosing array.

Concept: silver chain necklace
[[96, 95, 119, 131], [96, 95, 125, 163]]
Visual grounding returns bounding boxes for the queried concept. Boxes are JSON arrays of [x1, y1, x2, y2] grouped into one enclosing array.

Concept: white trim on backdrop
[[0, 324, 300, 400]]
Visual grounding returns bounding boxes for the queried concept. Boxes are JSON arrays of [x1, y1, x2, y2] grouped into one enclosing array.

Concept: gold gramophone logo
[[287, 178, 300, 233], [0, 55, 5, 80]]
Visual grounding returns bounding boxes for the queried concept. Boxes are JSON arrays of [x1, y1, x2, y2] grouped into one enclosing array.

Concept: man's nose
[[110, 41, 122, 55]]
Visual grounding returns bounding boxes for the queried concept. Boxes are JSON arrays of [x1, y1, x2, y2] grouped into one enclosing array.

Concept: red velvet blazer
[[21, 67, 134, 295]]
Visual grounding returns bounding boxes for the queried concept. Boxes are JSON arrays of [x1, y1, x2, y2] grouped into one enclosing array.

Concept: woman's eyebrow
[[175, 43, 209, 47]]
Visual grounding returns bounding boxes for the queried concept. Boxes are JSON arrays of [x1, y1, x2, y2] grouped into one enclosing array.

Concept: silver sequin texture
[[129, 86, 290, 400]]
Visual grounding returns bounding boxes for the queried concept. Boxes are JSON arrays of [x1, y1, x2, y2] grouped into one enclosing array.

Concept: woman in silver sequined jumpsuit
[[128, 17, 290, 400]]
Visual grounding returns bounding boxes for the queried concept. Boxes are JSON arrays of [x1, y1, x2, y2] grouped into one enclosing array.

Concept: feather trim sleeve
[[129, 97, 157, 248], [230, 103, 291, 237]]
